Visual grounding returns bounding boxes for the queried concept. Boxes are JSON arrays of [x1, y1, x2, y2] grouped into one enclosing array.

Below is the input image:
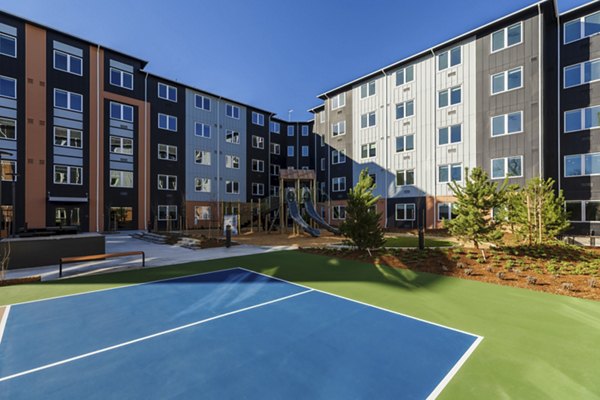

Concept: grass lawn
[[384, 236, 453, 248], [1, 250, 599, 399]]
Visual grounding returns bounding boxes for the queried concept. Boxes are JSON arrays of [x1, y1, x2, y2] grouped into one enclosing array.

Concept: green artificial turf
[[384, 236, 453, 248], [1, 250, 599, 399]]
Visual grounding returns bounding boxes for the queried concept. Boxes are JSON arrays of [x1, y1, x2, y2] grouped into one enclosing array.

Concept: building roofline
[[317, 0, 552, 99], [308, 104, 324, 113], [559, 0, 600, 18]]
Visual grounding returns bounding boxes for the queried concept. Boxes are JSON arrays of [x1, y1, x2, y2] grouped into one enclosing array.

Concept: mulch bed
[[0, 276, 41, 287], [301, 245, 600, 301]]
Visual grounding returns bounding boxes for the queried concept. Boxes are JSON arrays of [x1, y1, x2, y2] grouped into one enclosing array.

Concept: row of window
[[394, 203, 456, 222]]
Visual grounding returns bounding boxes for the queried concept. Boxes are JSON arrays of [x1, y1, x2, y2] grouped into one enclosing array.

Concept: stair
[[131, 232, 168, 244], [175, 237, 201, 250]]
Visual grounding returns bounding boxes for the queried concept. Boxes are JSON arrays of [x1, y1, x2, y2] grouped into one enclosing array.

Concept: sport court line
[[0, 288, 313, 383], [0, 305, 10, 345]]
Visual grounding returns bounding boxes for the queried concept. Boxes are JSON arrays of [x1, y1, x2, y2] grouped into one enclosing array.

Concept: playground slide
[[286, 189, 320, 237], [302, 188, 341, 235]]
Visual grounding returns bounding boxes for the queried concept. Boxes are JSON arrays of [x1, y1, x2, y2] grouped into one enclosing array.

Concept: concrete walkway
[[2, 233, 295, 282]]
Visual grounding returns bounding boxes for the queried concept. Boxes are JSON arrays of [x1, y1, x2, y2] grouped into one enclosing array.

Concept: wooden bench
[[59, 251, 145, 277]]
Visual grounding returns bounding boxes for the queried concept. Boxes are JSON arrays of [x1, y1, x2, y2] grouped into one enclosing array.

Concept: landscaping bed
[[301, 244, 600, 301], [0, 275, 41, 287]]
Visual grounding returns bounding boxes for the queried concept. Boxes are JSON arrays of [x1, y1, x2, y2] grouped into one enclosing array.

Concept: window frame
[[109, 135, 133, 155], [194, 177, 211, 192], [359, 80, 376, 99], [251, 182, 265, 196], [438, 163, 463, 183], [360, 111, 376, 129], [395, 65, 414, 86], [54, 164, 83, 185], [437, 46, 462, 71], [252, 135, 265, 149], [0, 117, 17, 141], [225, 180, 240, 194], [54, 88, 83, 112], [287, 146, 294, 157], [158, 143, 177, 161], [158, 113, 177, 131], [157, 205, 178, 221], [252, 111, 265, 126], [0, 75, 16, 99], [332, 120, 346, 137], [109, 170, 134, 188], [437, 203, 456, 221], [109, 67, 133, 90], [158, 82, 177, 102], [53, 50, 83, 76], [301, 145, 309, 157], [332, 205, 346, 220], [252, 159, 265, 172], [157, 174, 178, 191], [0, 32, 17, 58], [438, 124, 462, 146], [195, 122, 211, 138], [395, 134, 415, 153], [395, 203, 416, 221], [490, 22, 523, 53], [194, 150, 211, 165], [437, 86, 462, 108], [395, 169, 415, 186], [395, 100, 415, 120], [564, 11, 600, 44], [302, 125, 309, 136], [225, 154, 240, 169], [491, 111, 523, 137], [194, 94, 211, 111], [331, 93, 346, 110], [109, 101, 133, 122], [490, 155, 524, 179], [564, 152, 600, 177], [564, 106, 600, 133], [225, 129, 240, 144], [225, 104, 240, 119], [360, 142, 376, 159], [490, 67, 523, 95], [332, 177, 346, 192], [270, 143, 280, 155], [331, 149, 346, 165]]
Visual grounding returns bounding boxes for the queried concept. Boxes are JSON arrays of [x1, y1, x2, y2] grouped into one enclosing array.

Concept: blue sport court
[[0, 268, 482, 399]]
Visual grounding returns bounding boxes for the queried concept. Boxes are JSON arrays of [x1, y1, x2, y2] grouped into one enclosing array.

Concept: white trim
[[564, 105, 600, 133], [437, 124, 463, 146], [157, 143, 177, 161], [490, 155, 524, 179], [490, 111, 523, 137], [395, 203, 416, 221], [157, 113, 177, 131], [437, 45, 462, 71], [53, 50, 83, 76], [563, 152, 600, 177], [54, 88, 83, 112], [490, 66, 523, 95], [0, 32, 16, 58], [109, 67, 133, 90], [157, 82, 177, 102], [561, 59, 600, 89], [0, 305, 10, 345], [563, 10, 600, 45], [395, 99, 415, 120], [437, 86, 462, 109], [0, 288, 313, 383], [490, 21, 523, 54], [225, 103, 240, 119]]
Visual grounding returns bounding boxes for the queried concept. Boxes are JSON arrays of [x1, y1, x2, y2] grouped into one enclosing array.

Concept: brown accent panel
[[24, 24, 47, 228], [88, 45, 102, 232]]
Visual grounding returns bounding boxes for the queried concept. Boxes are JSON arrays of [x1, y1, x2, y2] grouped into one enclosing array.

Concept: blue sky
[[0, 0, 590, 120]]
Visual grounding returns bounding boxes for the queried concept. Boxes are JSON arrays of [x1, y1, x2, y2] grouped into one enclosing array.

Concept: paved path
[[2, 233, 294, 282]]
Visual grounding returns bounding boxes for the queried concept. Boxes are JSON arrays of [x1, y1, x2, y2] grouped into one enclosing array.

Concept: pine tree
[[446, 167, 507, 249], [340, 169, 385, 251]]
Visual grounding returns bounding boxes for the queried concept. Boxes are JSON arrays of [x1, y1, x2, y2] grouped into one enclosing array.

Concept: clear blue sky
[[0, 0, 590, 120]]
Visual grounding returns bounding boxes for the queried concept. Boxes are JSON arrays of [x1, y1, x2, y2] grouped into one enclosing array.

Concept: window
[[271, 164, 280, 176], [491, 22, 522, 52], [491, 156, 523, 179], [438, 86, 461, 108], [195, 94, 211, 111], [110, 136, 133, 155], [54, 88, 83, 112], [395, 204, 416, 221], [320, 135, 325, 147], [396, 134, 415, 152], [438, 164, 462, 183], [225, 155, 240, 169], [226, 104, 240, 119], [492, 111, 523, 136], [158, 174, 177, 190], [395, 169, 415, 186], [586, 201, 600, 222], [302, 146, 309, 157], [331, 93, 346, 110], [270, 143, 280, 155], [332, 121, 346, 136], [195, 123, 211, 138], [252, 183, 264, 196], [360, 81, 376, 98], [158, 113, 177, 131], [438, 124, 462, 145], [194, 177, 211, 192], [0, 118, 16, 140], [158, 83, 177, 102], [270, 121, 280, 133], [369, 174, 377, 185], [396, 65, 414, 86], [252, 112, 265, 126], [110, 102, 133, 122], [158, 144, 177, 161], [302, 125, 309, 136], [158, 205, 177, 221], [252, 135, 264, 149], [332, 177, 346, 192], [332, 149, 346, 165], [396, 100, 414, 119], [360, 112, 376, 128], [491, 67, 522, 94], [53, 50, 82, 76], [270, 185, 280, 197], [320, 158, 325, 171], [287, 146, 294, 157], [564, 11, 600, 44], [194, 150, 211, 165], [54, 165, 82, 185], [226, 180, 239, 194], [195, 206, 212, 221], [287, 126, 295, 136], [0, 160, 15, 181], [110, 67, 133, 90], [438, 203, 456, 221], [361, 142, 376, 159], [565, 152, 600, 177], [564, 106, 600, 133], [0, 32, 16, 58], [564, 59, 600, 88], [565, 201, 583, 222], [332, 205, 346, 220], [0, 76, 16, 99], [109, 170, 133, 188], [252, 159, 264, 172], [438, 46, 461, 71], [225, 130, 240, 144]]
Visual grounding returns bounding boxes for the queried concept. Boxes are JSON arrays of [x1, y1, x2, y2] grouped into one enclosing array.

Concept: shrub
[[526, 276, 537, 285], [588, 278, 597, 289], [496, 271, 506, 280], [561, 282, 574, 291], [464, 268, 474, 276]]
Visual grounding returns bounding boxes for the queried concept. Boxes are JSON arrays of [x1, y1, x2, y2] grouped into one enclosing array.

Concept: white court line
[[0, 288, 313, 382], [0, 305, 10, 345]]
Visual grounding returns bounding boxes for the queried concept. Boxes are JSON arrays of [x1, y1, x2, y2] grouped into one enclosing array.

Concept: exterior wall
[[246, 107, 269, 201]]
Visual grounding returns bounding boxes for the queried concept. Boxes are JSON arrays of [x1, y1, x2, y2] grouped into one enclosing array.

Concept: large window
[[252, 135, 264, 149], [491, 156, 523, 179], [195, 94, 211, 110], [158, 113, 177, 131], [287, 146, 294, 157], [225, 130, 240, 144], [54, 165, 82, 185], [565, 153, 600, 177], [287, 126, 295, 136], [226, 104, 240, 119], [491, 67, 522, 94], [565, 201, 583, 222], [564, 106, 600, 133], [395, 169, 415, 186], [438, 86, 461, 108], [332, 149, 346, 165], [270, 121, 280, 133], [491, 22, 522, 52], [332, 177, 346, 192], [438, 163, 462, 183], [225, 155, 240, 169], [438, 124, 462, 145], [109, 170, 133, 188], [395, 203, 416, 221], [0, 75, 16, 99], [360, 112, 376, 128], [110, 136, 133, 155], [302, 125, 309, 136], [564, 10, 600, 44], [0, 118, 16, 140], [331, 93, 346, 110], [586, 201, 600, 222], [438, 46, 461, 71], [54, 89, 83, 112], [195, 122, 211, 138], [54, 50, 82, 76], [110, 67, 133, 90], [396, 134, 414, 152], [252, 183, 264, 196], [225, 180, 240, 194], [564, 59, 600, 88], [252, 112, 264, 126], [396, 65, 414, 86], [302, 146, 309, 157], [158, 205, 177, 221], [270, 143, 280, 155], [110, 102, 133, 122], [332, 205, 346, 220], [361, 142, 376, 159], [252, 159, 264, 172], [158, 83, 177, 102], [194, 150, 211, 165], [194, 177, 211, 192], [158, 174, 177, 190], [438, 203, 457, 221], [158, 144, 177, 161], [360, 81, 376, 99], [396, 100, 414, 119], [332, 121, 346, 136], [271, 164, 280, 176], [492, 111, 522, 136], [0, 32, 16, 58]]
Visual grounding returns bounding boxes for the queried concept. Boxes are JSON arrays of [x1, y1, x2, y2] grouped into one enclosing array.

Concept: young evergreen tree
[[340, 169, 385, 251], [446, 167, 507, 249]]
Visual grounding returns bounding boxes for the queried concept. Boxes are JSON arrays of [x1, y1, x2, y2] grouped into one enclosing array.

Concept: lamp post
[[0, 151, 13, 238]]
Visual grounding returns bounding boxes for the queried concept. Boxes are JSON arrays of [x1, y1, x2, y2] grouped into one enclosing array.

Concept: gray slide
[[302, 188, 341, 235], [286, 189, 320, 237]]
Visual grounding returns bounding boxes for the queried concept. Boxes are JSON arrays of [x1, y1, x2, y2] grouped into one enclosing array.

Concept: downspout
[[555, 2, 561, 191], [324, 94, 331, 224], [96, 44, 100, 232], [381, 69, 389, 228], [538, 3, 544, 178], [267, 113, 273, 208], [144, 72, 148, 230], [431, 49, 437, 229], [217, 96, 221, 224]]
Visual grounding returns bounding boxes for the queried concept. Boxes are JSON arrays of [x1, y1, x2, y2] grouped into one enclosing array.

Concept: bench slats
[[59, 251, 145, 277]]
